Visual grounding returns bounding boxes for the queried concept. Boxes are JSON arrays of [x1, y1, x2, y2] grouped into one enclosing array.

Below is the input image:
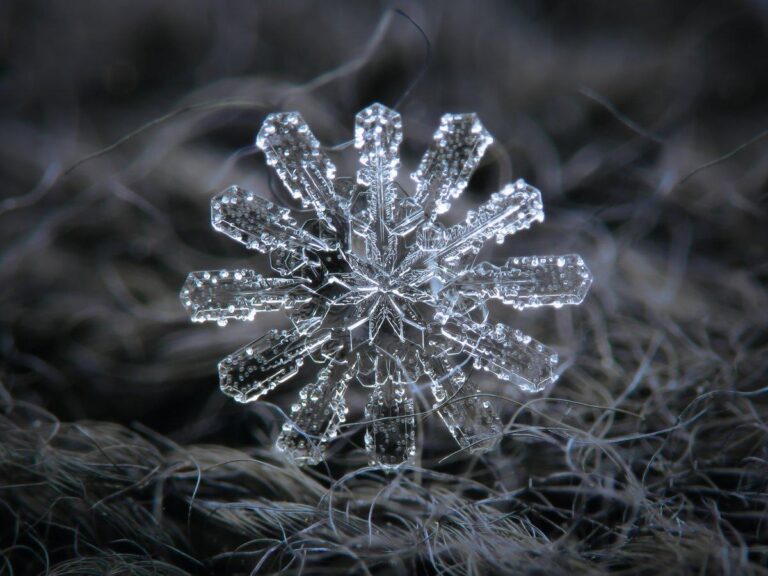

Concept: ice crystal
[[180, 104, 593, 468]]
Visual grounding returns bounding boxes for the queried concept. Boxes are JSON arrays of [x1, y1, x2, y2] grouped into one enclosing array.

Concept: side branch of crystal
[[438, 321, 559, 392], [184, 103, 593, 468], [412, 113, 493, 217], [394, 178, 544, 278], [422, 352, 501, 452], [432, 179, 544, 268], [181, 270, 310, 324], [449, 254, 593, 309], [276, 357, 355, 465], [212, 186, 330, 253], [364, 357, 416, 468], [219, 328, 336, 403], [354, 104, 403, 269], [256, 112, 346, 228]]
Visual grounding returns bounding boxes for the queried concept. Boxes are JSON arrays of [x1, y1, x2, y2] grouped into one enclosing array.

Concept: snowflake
[[180, 104, 592, 468]]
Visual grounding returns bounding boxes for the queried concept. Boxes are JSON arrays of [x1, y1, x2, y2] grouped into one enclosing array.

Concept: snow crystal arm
[[256, 112, 346, 228], [448, 254, 592, 310], [364, 357, 416, 468], [440, 320, 559, 392], [354, 103, 403, 268], [212, 186, 330, 253], [181, 270, 310, 324], [421, 348, 501, 453], [431, 179, 544, 268], [218, 327, 335, 403], [276, 357, 356, 465], [412, 113, 493, 217], [355, 104, 402, 192]]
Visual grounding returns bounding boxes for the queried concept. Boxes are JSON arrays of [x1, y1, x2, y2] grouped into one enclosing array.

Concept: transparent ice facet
[[276, 357, 355, 465], [427, 179, 544, 269], [212, 185, 330, 254], [439, 320, 559, 393], [218, 328, 335, 403], [364, 356, 416, 468], [448, 254, 593, 310], [256, 112, 347, 228], [421, 352, 501, 452], [412, 113, 493, 217], [181, 103, 593, 467], [181, 270, 309, 324]]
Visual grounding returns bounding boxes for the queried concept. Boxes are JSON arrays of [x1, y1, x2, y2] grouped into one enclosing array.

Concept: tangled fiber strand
[[1, 0, 768, 574], [1, 378, 767, 574]]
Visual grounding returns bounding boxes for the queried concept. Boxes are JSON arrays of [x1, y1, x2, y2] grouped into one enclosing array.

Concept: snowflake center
[[373, 276, 400, 296]]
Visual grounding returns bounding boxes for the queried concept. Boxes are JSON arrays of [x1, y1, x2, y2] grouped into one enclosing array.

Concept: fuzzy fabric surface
[[1, 1, 767, 574]]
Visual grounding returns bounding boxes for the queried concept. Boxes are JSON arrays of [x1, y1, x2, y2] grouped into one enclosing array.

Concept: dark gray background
[[1, 1, 766, 574]]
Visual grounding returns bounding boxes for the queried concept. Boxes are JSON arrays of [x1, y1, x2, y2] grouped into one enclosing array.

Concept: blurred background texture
[[1, 1, 767, 574]]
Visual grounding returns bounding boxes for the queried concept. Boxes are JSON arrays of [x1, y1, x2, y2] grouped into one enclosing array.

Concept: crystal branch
[[218, 327, 336, 403], [354, 103, 403, 269], [438, 320, 559, 392], [431, 179, 544, 268], [448, 254, 593, 309], [181, 270, 309, 324], [256, 112, 347, 228], [412, 113, 493, 217], [421, 351, 501, 452], [276, 357, 355, 465], [364, 356, 416, 468], [212, 185, 330, 253]]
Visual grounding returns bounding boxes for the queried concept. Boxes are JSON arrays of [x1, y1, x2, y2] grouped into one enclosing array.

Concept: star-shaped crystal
[[180, 104, 592, 468]]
